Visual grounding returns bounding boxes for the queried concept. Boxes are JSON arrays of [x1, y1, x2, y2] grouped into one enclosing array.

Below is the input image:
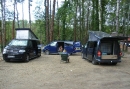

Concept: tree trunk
[[50, 0, 56, 42], [98, 0, 102, 31], [73, 1, 77, 41], [62, 20, 66, 40], [45, 0, 50, 43], [96, 0, 99, 30], [50, 0, 51, 23], [79, 2, 81, 41], [116, 0, 120, 34], [127, 4, 130, 36], [82, 0, 85, 43], [62, 0, 67, 40], [12, 0, 16, 39], [1, 0, 4, 51], [28, 0, 31, 29], [16, 1, 19, 28], [0, 0, 6, 51], [85, 0, 90, 44], [56, 0, 60, 40]]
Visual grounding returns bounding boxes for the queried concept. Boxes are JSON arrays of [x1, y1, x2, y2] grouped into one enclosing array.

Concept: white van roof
[[15, 28, 38, 40]]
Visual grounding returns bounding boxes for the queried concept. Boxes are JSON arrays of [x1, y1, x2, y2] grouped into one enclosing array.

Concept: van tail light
[[120, 52, 122, 56], [97, 51, 101, 57]]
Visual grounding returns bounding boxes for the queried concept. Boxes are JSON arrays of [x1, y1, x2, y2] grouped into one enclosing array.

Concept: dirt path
[[0, 53, 130, 89]]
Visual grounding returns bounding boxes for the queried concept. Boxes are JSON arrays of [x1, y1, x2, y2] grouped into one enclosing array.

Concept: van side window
[[64, 43, 73, 46], [37, 41, 41, 48], [88, 42, 94, 48], [50, 42, 57, 46], [32, 40, 37, 48], [28, 41, 33, 47]]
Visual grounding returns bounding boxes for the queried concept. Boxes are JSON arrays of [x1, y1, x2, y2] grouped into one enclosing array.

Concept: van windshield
[[9, 40, 28, 46]]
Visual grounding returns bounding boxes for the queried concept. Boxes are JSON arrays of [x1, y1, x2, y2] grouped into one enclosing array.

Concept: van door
[[74, 41, 81, 52], [87, 42, 95, 61], [28, 40, 34, 58], [57, 41, 65, 53], [82, 43, 88, 58], [32, 40, 39, 57], [37, 41, 41, 56], [48, 42, 58, 53], [64, 42, 74, 54]]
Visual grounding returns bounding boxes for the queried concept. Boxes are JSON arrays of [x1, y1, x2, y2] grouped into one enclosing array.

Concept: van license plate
[[8, 56, 15, 58], [76, 47, 80, 50]]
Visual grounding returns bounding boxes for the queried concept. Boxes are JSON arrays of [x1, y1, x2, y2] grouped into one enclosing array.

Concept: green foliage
[[2, 0, 130, 46], [91, 0, 99, 31], [32, 19, 45, 44], [56, 0, 74, 40], [5, 21, 13, 45], [34, 6, 45, 20]]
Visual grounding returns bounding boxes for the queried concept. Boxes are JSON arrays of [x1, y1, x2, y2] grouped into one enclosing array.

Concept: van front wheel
[[25, 54, 29, 62], [4, 59, 10, 62], [45, 50, 50, 55]]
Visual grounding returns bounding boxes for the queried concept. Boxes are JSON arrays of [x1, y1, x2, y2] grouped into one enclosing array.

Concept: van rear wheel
[[38, 54, 41, 57], [92, 57, 98, 65]]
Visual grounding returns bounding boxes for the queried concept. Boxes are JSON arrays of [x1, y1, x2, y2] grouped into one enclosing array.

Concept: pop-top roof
[[88, 31, 111, 41], [15, 28, 38, 40], [88, 31, 127, 41]]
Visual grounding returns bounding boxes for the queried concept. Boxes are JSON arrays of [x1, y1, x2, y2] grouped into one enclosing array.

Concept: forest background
[[0, 0, 130, 52]]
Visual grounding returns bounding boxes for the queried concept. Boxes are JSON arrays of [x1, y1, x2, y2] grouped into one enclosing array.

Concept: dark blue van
[[81, 31, 127, 65], [42, 41, 81, 55]]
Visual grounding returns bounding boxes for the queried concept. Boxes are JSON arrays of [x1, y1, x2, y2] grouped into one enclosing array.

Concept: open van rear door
[[64, 41, 74, 54], [101, 36, 128, 41], [74, 41, 81, 52]]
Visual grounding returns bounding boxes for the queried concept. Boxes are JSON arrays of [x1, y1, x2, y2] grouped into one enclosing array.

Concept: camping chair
[[61, 53, 69, 63]]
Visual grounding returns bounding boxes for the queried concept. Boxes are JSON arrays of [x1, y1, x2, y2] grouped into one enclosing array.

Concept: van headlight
[[19, 50, 25, 52], [3, 49, 7, 54]]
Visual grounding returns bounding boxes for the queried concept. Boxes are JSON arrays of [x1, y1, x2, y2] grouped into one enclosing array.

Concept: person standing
[[58, 46, 63, 52]]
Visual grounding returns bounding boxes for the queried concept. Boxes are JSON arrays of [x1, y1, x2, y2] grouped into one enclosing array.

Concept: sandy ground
[[0, 53, 130, 89]]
